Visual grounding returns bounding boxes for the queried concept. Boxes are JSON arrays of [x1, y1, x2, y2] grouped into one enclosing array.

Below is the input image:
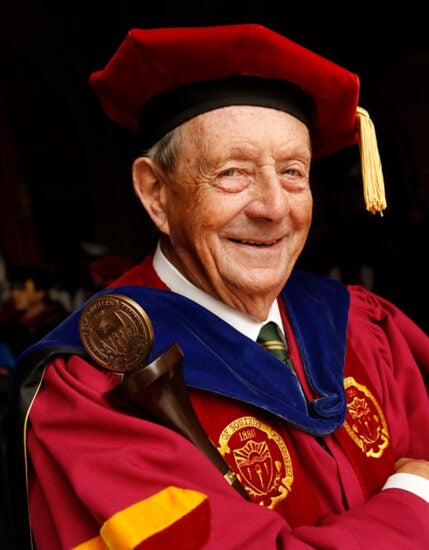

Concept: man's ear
[[132, 157, 169, 234]]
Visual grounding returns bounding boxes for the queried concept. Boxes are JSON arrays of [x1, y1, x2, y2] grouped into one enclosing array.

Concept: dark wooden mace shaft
[[110, 343, 250, 501]]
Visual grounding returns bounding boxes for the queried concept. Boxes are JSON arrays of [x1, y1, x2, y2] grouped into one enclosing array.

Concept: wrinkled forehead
[[170, 106, 312, 174], [181, 105, 311, 146]]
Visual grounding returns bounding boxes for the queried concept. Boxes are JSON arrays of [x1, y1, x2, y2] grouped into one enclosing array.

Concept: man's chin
[[229, 275, 287, 298]]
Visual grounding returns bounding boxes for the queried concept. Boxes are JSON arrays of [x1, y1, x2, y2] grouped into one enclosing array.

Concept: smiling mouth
[[230, 239, 279, 247]]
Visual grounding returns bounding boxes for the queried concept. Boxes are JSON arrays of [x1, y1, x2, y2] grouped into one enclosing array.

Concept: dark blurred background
[[0, 0, 428, 331]]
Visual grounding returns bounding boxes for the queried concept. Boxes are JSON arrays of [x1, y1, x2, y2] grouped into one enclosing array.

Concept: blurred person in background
[[0, 264, 67, 360]]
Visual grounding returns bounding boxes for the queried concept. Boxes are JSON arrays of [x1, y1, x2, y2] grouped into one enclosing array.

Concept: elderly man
[[9, 24, 429, 549]]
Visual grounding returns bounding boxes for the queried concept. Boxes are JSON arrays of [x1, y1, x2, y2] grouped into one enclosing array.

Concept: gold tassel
[[356, 106, 387, 215]]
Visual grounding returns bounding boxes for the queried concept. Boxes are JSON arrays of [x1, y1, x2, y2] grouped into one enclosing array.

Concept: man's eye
[[220, 168, 238, 177], [215, 168, 250, 192], [283, 167, 299, 177]]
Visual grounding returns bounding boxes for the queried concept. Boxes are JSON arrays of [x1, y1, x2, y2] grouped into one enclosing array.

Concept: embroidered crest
[[343, 377, 390, 458], [217, 416, 293, 508]]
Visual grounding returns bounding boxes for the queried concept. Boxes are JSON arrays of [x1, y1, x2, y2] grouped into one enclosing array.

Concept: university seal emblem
[[343, 377, 390, 458], [217, 416, 293, 509]]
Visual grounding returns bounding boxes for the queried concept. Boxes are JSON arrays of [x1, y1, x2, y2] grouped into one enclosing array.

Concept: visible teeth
[[240, 240, 277, 246]]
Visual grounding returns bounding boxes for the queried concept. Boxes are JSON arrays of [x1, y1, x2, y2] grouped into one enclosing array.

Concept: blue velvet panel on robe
[[15, 270, 349, 436]]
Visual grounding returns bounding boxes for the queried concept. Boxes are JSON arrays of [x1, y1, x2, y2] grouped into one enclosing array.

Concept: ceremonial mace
[[79, 293, 250, 500]]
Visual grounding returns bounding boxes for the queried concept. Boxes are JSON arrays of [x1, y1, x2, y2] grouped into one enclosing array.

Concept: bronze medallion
[[79, 293, 154, 373]]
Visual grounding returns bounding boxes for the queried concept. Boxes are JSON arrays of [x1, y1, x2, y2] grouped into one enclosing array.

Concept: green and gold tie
[[258, 322, 330, 450], [257, 321, 295, 372]]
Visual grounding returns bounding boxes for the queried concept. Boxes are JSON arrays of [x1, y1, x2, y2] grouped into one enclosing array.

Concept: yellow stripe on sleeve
[[74, 486, 207, 550], [72, 535, 108, 550]]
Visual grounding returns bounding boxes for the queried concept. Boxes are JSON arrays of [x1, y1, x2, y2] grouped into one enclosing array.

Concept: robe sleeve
[[28, 352, 429, 550], [294, 284, 429, 550], [350, 284, 428, 373], [346, 284, 429, 460]]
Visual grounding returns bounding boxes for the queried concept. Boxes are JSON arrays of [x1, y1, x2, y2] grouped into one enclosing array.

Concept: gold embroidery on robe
[[217, 416, 293, 509], [343, 377, 390, 458]]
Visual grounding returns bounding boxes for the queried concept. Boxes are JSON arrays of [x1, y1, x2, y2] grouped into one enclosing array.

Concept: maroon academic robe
[[23, 255, 429, 549]]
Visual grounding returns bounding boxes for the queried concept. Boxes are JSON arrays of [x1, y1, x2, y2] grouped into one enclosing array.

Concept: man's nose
[[244, 173, 290, 221]]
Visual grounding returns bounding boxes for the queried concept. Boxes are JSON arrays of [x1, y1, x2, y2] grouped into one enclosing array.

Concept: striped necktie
[[257, 321, 295, 372], [258, 322, 330, 451]]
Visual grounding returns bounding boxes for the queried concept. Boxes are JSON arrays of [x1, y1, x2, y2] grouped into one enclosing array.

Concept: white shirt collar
[[153, 242, 283, 341]]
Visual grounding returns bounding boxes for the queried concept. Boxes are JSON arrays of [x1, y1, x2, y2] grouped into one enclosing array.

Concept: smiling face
[[133, 105, 313, 320]]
